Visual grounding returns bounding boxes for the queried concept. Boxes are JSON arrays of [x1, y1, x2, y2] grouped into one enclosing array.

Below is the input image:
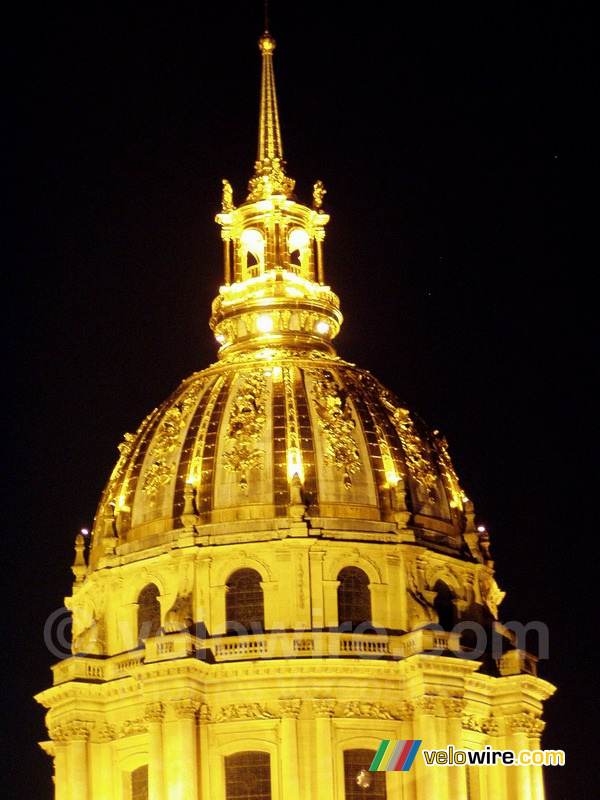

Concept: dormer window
[[288, 228, 310, 275], [240, 229, 265, 279]]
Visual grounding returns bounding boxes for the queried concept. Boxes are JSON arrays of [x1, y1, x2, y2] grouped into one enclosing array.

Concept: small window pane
[[338, 568, 371, 629], [138, 584, 161, 639], [344, 750, 386, 799], [225, 751, 271, 799], [131, 765, 148, 800], [226, 569, 264, 632]]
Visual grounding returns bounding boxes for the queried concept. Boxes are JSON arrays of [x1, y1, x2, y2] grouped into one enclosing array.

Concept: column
[[167, 700, 200, 800], [507, 713, 534, 800], [64, 721, 92, 800], [413, 698, 441, 800], [198, 704, 211, 800], [279, 700, 302, 795], [444, 699, 468, 800], [309, 550, 326, 631], [314, 700, 336, 800], [90, 724, 116, 800], [528, 718, 546, 800], [145, 702, 166, 800], [48, 734, 69, 800]]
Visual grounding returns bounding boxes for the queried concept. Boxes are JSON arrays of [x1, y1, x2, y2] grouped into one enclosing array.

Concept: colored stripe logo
[[370, 740, 422, 772]]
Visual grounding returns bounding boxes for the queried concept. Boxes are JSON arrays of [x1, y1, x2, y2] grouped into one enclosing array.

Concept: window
[[433, 580, 454, 632], [344, 750, 386, 799], [137, 583, 161, 640], [226, 569, 264, 633], [240, 229, 264, 278], [130, 765, 148, 800], [225, 751, 272, 799], [338, 567, 371, 629], [288, 228, 310, 275]]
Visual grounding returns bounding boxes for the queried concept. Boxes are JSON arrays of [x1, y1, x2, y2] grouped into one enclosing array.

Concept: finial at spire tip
[[259, 32, 276, 53]]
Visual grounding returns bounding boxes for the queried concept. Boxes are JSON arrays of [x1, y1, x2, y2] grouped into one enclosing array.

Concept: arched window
[[137, 584, 161, 640], [240, 229, 264, 279], [226, 568, 264, 633], [288, 228, 310, 275], [225, 751, 271, 799], [338, 567, 371, 629], [130, 765, 148, 800], [433, 580, 455, 632], [344, 749, 386, 799]]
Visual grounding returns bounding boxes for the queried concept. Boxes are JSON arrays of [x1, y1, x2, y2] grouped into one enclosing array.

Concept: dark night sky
[[4, 2, 595, 797]]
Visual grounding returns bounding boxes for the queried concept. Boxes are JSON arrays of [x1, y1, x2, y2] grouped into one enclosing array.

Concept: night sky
[[5, 3, 594, 797]]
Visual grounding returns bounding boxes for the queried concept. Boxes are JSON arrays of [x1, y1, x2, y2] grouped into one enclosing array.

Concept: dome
[[89, 349, 468, 569]]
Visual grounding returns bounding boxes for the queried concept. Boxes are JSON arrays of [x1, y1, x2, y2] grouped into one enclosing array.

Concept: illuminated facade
[[36, 30, 555, 800]]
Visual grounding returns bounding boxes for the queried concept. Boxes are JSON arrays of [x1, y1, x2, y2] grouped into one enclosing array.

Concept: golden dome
[[88, 31, 469, 571], [89, 350, 468, 570]]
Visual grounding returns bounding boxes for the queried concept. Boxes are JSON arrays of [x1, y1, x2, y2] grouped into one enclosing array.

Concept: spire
[[247, 31, 295, 201], [257, 32, 283, 164]]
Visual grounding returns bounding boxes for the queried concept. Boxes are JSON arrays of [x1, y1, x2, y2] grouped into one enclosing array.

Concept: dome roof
[[89, 349, 468, 569]]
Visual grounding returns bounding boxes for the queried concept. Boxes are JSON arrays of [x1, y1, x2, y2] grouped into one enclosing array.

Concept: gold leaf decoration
[[380, 392, 438, 500], [142, 382, 203, 500], [311, 370, 360, 488], [222, 372, 268, 489], [434, 434, 467, 510]]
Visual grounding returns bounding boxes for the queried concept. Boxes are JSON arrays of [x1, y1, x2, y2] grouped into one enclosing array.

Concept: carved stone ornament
[[443, 698, 467, 718], [278, 699, 302, 717], [462, 714, 499, 735], [214, 703, 275, 722], [50, 720, 94, 743], [173, 699, 200, 720], [343, 701, 394, 720], [120, 718, 149, 738], [508, 711, 545, 736], [314, 699, 337, 718], [313, 180, 326, 210], [92, 723, 117, 743], [142, 381, 203, 499], [479, 574, 505, 619], [221, 179, 234, 212], [222, 372, 268, 489], [311, 370, 360, 488], [414, 696, 440, 716], [144, 701, 165, 722], [164, 593, 193, 632]]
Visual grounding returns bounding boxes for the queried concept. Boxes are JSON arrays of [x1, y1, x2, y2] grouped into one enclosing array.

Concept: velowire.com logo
[[370, 740, 423, 772]]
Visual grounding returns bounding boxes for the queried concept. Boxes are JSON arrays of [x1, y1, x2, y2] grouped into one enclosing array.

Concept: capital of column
[[414, 696, 441, 716], [314, 698, 336, 718], [279, 699, 302, 718], [50, 719, 94, 742], [443, 698, 467, 718], [145, 701, 166, 724], [173, 699, 201, 720], [507, 711, 545, 736]]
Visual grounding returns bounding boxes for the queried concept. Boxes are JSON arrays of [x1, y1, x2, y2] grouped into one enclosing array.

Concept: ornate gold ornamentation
[[434, 433, 467, 510], [380, 393, 438, 500], [313, 180, 326, 210], [50, 720, 93, 742], [343, 701, 394, 720], [214, 702, 275, 722], [478, 574, 505, 618], [414, 696, 440, 715], [311, 370, 360, 488], [221, 179, 234, 212], [222, 372, 268, 489], [247, 160, 295, 201], [142, 383, 202, 499]]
